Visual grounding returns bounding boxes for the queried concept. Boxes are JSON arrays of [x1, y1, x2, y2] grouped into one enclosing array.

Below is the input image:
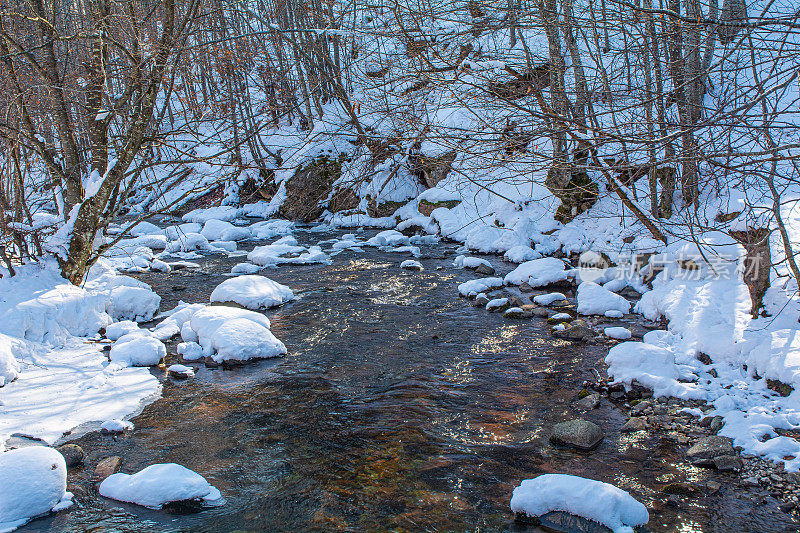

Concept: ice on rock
[[504, 258, 569, 287], [109, 334, 167, 366], [577, 282, 630, 316], [200, 219, 251, 242], [0, 447, 68, 532], [100, 418, 134, 433], [210, 275, 294, 310], [185, 307, 285, 363], [104, 321, 140, 341], [510, 474, 648, 533], [604, 327, 632, 340], [99, 463, 222, 509], [457, 277, 504, 297]]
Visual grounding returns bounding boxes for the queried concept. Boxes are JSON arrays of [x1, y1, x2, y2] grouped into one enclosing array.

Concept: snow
[[605, 310, 625, 318], [101, 418, 134, 432], [104, 321, 140, 341], [200, 219, 251, 242], [604, 327, 632, 340], [486, 298, 509, 311], [400, 259, 423, 270], [247, 236, 331, 267], [0, 336, 20, 387], [510, 474, 648, 533], [551, 313, 571, 321], [209, 275, 294, 310], [231, 262, 262, 275], [109, 334, 167, 366], [183, 306, 286, 363], [249, 219, 294, 240], [504, 258, 569, 287], [533, 292, 566, 306], [99, 463, 222, 509], [364, 230, 410, 247], [504, 245, 539, 263], [105, 285, 160, 322], [182, 206, 240, 223], [605, 341, 702, 399], [453, 255, 492, 270], [167, 364, 195, 377], [577, 282, 631, 315], [457, 277, 503, 297], [0, 447, 68, 532]]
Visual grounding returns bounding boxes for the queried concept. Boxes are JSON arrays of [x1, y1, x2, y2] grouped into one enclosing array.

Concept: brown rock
[[94, 456, 122, 482]]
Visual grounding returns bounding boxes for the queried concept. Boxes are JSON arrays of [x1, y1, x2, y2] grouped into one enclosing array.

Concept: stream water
[[19, 226, 799, 532]]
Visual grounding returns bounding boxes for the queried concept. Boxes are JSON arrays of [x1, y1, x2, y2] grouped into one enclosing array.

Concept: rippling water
[[21, 227, 798, 532]]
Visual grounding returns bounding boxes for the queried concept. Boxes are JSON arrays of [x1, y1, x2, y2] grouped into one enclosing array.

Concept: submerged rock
[[550, 419, 604, 451], [686, 436, 736, 466]]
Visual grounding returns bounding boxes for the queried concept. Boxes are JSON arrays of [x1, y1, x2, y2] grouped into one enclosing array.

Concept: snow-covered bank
[[0, 262, 161, 450]]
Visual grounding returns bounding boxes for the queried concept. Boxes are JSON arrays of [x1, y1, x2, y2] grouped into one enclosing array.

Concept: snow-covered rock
[[209, 275, 294, 310], [504, 258, 569, 287], [0, 447, 69, 531], [166, 364, 195, 378], [365, 230, 409, 247], [247, 236, 330, 266], [106, 285, 161, 322], [109, 335, 167, 366], [457, 277, 504, 297], [200, 219, 251, 242], [533, 292, 566, 306], [604, 327, 632, 340], [510, 474, 648, 533], [453, 255, 493, 270], [185, 306, 285, 363], [99, 463, 222, 509], [182, 206, 240, 224], [104, 320, 140, 341], [577, 282, 630, 315], [605, 341, 702, 399], [400, 259, 423, 270]]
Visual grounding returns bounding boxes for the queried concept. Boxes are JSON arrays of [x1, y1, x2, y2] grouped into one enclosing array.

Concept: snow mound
[[106, 285, 160, 322], [504, 258, 569, 287], [510, 474, 648, 533], [0, 447, 68, 532], [365, 230, 409, 247], [247, 236, 331, 266], [605, 341, 702, 399], [101, 419, 134, 433], [109, 335, 167, 366], [99, 463, 222, 509], [200, 219, 251, 242], [577, 282, 630, 315], [504, 245, 539, 263], [747, 330, 800, 389], [457, 277, 503, 297], [209, 275, 294, 310], [0, 335, 20, 387], [249, 219, 294, 240], [185, 306, 285, 363], [104, 321, 140, 341], [182, 206, 240, 224], [453, 255, 492, 270]]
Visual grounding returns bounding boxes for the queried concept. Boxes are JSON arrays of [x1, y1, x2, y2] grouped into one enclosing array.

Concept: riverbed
[[20, 226, 798, 532]]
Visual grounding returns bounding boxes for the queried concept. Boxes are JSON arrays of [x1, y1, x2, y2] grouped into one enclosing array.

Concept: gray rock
[[475, 263, 495, 275], [518, 282, 534, 293], [57, 444, 84, 468], [474, 295, 490, 307], [620, 417, 648, 433], [554, 324, 595, 342], [631, 401, 650, 416], [575, 392, 601, 410], [709, 415, 725, 433], [714, 454, 743, 472], [686, 436, 736, 466], [550, 419, 604, 451], [530, 307, 550, 317]]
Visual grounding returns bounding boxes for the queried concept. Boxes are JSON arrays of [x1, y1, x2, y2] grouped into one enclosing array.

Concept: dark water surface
[[21, 227, 798, 532]]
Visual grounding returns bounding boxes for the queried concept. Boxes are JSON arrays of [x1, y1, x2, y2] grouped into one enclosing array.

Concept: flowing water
[[19, 226, 799, 532]]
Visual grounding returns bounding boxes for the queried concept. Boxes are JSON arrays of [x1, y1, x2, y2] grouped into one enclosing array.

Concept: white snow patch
[[577, 282, 630, 315], [210, 275, 294, 310], [0, 447, 68, 532]]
